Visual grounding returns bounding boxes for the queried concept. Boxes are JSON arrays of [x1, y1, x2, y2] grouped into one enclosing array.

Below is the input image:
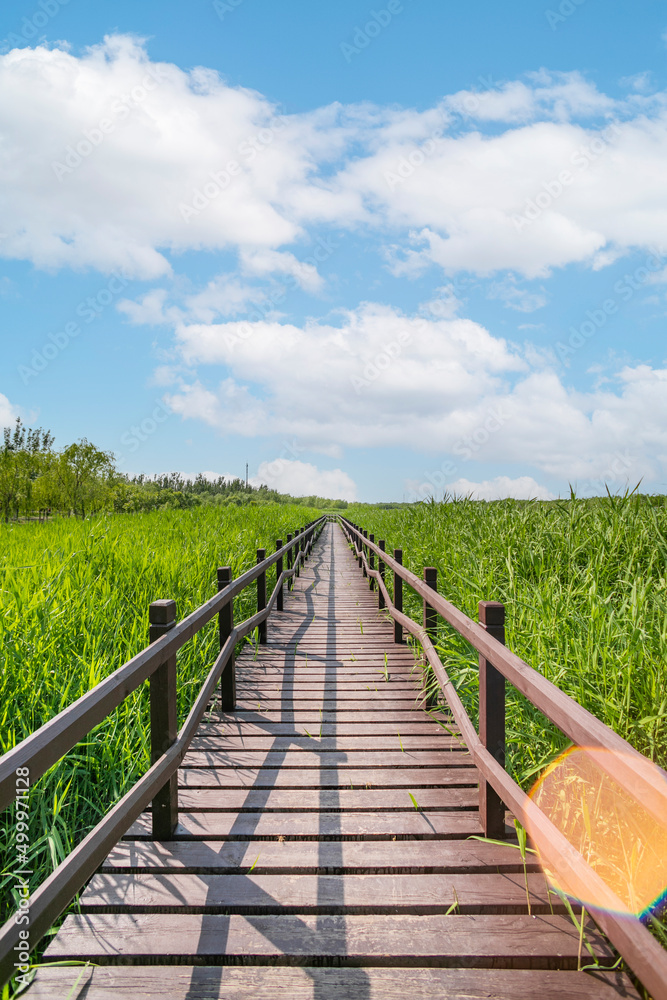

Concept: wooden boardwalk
[[33, 522, 639, 998]]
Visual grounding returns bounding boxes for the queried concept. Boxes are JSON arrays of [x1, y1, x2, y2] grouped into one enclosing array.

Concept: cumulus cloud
[[3, 38, 667, 283], [252, 458, 357, 500], [0, 392, 19, 428], [164, 303, 525, 448], [159, 300, 667, 489]]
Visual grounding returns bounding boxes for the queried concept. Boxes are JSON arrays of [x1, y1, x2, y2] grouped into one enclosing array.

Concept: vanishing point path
[[33, 522, 637, 999]]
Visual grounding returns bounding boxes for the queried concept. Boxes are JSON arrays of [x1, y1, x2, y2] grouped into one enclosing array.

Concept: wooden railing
[[339, 516, 667, 1000], [0, 516, 326, 987]]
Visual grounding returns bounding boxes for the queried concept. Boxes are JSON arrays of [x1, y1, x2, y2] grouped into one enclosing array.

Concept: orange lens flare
[[526, 747, 667, 917]]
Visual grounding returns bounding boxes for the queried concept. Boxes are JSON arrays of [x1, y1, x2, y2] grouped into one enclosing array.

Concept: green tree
[[51, 439, 113, 517], [0, 419, 54, 521]]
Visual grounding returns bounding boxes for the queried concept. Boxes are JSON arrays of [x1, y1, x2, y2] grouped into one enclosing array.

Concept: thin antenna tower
[[245, 462, 248, 489]]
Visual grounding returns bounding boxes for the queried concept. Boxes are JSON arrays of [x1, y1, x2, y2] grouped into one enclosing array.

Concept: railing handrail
[[0, 518, 324, 814], [338, 516, 667, 1000]]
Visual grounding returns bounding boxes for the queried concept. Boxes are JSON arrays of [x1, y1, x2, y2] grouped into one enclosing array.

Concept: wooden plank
[[25, 965, 644, 999], [178, 768, 475, 789], [234, 687, 425, 696], [187, 722, 459, 736], [182, 750, 472, 768], [102, 838, 542, 875], [233, 700, 429, 711], [170, 787, 478, 811], [80, 872, 562, 914], [45, 912, 612, 968], [126, 810, 482, 839], [188, 736, 464, 752]]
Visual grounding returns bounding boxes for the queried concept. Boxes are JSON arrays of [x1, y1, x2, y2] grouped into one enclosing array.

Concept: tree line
[[0, 419, 349, 521]]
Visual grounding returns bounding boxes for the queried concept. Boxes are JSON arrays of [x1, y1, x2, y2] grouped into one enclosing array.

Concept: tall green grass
[[347, 494, 667, 784], [0, 504, 320, 931]]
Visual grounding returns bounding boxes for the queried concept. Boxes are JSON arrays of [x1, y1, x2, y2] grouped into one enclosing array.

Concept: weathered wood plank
[[25, 965, 643, 999], [178, 768, 476, 789], [182, 750, 471, 768], [168, 787, 478, 811], [217, 711, 447, 723], [45, 912, 612, 968], [188, 736, 463, 752], [187, 722, 459, 736], [80, 872, 562, 914], [126, 810, 483, 840], [102, 838, 540, 875], [188, 737, 464, 751]]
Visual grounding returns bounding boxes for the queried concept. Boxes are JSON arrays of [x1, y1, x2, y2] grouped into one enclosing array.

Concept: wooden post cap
[[479, 601, 505, 627], [149, 599, 176, 625]]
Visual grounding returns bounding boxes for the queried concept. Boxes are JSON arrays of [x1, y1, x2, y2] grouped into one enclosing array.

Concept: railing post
[[423, 567, 438, 705], [378, 540, 386, 609], [296, 528, 303, 577], [357, 529, 363, 569], [478, 600, 506, 839], [286, 533, 293, 589], [276, 539, 283, 612], [149, 599, 178, 840], [362, 530, 368, 577], [257, 548, 267, 643], [423, 568, 437, 641], [368, 534, 375, 590], [217, 567, 235, 710], [394, 548, 403, 644]]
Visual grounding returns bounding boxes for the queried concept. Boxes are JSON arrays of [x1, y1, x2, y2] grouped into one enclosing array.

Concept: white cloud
[[445, 72, 613, 124], [487, 275, 547, 312], [444, 476, 554, 501], [239, 248, 324, 293], [118, 288, 182, 325], [0, 36, 312, 277], [0, 393, 19, 428], [166, 303, 525, 450], [3, 39, 667, 282], [161, 301, 667, 489], [252, 458, 357, 500]]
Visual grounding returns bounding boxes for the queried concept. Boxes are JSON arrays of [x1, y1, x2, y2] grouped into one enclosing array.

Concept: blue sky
[[2, 0, 667, 501]]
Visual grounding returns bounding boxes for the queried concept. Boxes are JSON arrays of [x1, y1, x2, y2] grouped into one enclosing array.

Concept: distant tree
[[50, 440, 114, 517], [0, 418, 54, 521]]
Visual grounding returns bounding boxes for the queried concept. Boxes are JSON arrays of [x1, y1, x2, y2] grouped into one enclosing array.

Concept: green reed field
[[346, 494, 667, 786], [0, 504, 320, 930]]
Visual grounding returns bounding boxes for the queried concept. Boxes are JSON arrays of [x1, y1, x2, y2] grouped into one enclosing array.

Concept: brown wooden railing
[[339, 516, 667, 1000], [0, 517, 326, 987]]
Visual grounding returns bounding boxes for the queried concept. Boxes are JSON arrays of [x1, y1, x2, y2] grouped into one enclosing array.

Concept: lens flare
[[526, 746, 667, 917]]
